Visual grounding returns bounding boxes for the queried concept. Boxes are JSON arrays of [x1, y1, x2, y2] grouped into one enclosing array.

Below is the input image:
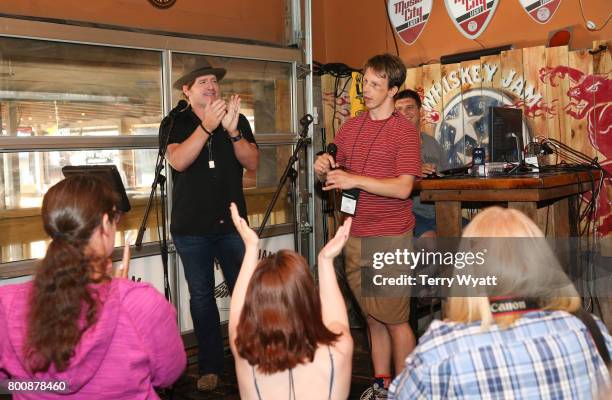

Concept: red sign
[[387, 0, 433, 45], [444, 0, 500, 39], [518, 0, 561, 24]]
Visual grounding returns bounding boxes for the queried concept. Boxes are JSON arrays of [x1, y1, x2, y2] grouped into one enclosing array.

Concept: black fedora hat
[[173, 58, 227, 90]]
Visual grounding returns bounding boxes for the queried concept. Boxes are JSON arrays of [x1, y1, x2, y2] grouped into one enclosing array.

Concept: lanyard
[[347, 113, 393, 174]]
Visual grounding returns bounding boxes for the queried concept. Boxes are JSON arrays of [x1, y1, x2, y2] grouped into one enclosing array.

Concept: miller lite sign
[[387, 0, 433, 45], [444, 0, 499, 40], [518, 0, 561, 24]]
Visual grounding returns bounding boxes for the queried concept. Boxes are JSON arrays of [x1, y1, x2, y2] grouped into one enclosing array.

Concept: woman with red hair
[[228, 203, 353, 399]]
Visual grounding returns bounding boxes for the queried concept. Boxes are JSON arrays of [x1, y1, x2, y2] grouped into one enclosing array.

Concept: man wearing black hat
[[167, 58, 258, 391]]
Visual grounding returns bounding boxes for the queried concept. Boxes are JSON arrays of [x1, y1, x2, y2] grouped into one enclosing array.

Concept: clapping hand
[[318, 218, 352, 261], [199, 99, 226, 134], [230, 202, 259, 249], [222, 95, 241, 134]]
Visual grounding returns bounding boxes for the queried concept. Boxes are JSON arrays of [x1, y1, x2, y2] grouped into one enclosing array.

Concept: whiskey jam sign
[[444, 0, 499, 39], [387, 0, 432, 45], [518, 0, 561, 24]]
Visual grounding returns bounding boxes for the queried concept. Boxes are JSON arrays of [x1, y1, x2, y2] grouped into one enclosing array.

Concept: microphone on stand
[[166, 100, 189, 119], [159, 100, 189, 147]]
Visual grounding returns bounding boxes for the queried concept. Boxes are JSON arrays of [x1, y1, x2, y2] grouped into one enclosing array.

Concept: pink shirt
[[0, 279, 186, 399]]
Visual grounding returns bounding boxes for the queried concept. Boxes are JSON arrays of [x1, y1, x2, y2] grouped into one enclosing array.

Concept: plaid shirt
[[390, 311, 611, 399]]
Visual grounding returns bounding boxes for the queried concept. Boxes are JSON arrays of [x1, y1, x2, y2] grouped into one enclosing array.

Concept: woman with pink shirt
[[0, 175, 186, 399]]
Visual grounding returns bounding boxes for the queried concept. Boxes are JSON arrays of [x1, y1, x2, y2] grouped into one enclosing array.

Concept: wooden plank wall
[[319, 40, 611, 240]]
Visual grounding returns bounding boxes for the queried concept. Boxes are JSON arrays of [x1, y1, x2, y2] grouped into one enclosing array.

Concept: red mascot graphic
[[540, 66, 611, 236]]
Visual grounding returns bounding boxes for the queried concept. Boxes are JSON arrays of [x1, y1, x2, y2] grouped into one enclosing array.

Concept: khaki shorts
[[344, 232, 412, 324]]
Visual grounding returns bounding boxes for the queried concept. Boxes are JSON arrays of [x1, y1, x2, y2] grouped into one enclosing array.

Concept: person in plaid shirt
[[390, 207, 612, 399]]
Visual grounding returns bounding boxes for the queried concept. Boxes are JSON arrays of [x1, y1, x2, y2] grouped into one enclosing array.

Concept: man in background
[[395, 89, 448, 238]]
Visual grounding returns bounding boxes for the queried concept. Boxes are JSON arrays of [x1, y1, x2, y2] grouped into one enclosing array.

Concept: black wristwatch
[[229, 131, 243, 142]]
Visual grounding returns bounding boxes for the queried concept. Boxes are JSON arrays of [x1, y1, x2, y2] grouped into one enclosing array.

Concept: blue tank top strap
[[252, 365, 263, 400], [328, 345, 335, 400], [251, 348, 333, 400], [252, 365, 297, 400]]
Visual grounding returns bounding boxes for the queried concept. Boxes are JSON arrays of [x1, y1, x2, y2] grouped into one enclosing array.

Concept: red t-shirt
[[334, 111, 421, 237]]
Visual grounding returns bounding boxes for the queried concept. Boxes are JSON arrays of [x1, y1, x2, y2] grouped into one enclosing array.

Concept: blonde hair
[[446, 207, 581, 329]]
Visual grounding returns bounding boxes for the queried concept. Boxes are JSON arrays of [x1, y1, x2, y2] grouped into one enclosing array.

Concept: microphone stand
[[257, 114, 313, 251], [135, 114, 176, 301]]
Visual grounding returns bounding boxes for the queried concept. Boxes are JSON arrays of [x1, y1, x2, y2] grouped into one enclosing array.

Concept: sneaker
[[359, 380, 388, 400], [196, 373, 219, 392]]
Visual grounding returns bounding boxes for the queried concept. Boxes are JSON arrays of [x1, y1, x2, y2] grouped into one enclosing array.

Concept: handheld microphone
[[326, 143, 338, 170], [326, 143, 337, 159]]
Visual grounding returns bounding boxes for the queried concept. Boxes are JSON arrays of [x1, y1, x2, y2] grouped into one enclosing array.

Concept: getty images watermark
[[370, 248, 498, 289], [360, 237, 612, 298]]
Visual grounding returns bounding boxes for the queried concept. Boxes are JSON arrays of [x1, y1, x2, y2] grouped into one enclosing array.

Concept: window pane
[[245, 144, 294, 228], [0, 37, 162, 137], [0, 144, 296, 263], [0, 149, 161, 263], [171, 54, 292, 134]]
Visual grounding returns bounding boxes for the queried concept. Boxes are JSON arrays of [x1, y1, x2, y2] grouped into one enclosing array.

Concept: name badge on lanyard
[[340, 188, 360, 215]]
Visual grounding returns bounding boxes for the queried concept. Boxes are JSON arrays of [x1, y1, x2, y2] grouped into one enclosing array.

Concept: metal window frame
[[0, 16, 308, 274]]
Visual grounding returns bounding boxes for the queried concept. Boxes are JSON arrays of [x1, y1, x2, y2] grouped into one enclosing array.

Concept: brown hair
[[363, 53, 406, 90], [447, 207, 580, 329], [234, 250, 340, 374], [26, 175, 119, 372], [395, 89, 422, 108]]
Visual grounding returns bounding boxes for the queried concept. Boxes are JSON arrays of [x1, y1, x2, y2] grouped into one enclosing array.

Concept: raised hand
[[229, 202, 258, 249], [113, 232, 132, 279], [319, 218, 352, 261], [222, 95, 241, 133]]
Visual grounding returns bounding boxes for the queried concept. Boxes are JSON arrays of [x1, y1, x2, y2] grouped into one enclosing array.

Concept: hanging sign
[[444, 0, 500, 40], [387, 0, 433, 45], [518, 0, 561, 24]]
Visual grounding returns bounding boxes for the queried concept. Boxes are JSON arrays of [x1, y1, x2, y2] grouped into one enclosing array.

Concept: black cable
[[383, 0, 400, 56], [313, 62, 360, 137], [578, 0, 612, 32]]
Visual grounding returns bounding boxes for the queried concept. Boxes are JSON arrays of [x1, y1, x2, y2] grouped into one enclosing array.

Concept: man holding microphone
[[315, 54, 420, 399]]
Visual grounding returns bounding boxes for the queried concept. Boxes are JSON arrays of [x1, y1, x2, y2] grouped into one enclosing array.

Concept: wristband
[[229, 132, 243, 142], [200, 123, 213, 136]]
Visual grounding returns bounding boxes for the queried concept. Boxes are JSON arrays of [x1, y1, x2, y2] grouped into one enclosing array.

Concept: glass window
[[0, 36, 297, 267], [246, 144, 295, 228], [0, 37, 163, 137], [0, 149, 161, 263], [171, 54, 293, 134]]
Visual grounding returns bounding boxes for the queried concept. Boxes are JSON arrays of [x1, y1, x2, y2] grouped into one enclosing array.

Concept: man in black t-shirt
[[167, 58, 259, 392]]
